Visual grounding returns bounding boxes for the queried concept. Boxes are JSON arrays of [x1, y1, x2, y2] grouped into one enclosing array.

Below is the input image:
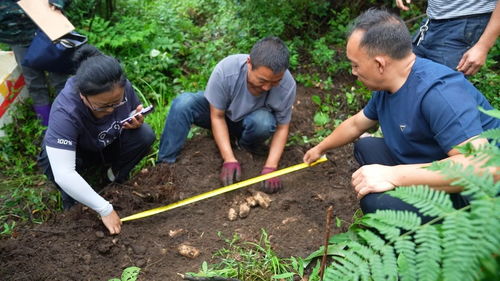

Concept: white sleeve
[[46, 146, 113, 217]]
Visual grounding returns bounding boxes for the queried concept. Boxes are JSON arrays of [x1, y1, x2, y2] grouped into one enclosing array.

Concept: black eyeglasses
[[84, 95, 128, 112]]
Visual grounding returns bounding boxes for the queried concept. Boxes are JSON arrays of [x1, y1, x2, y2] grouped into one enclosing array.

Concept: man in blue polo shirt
[[303, 9, 499, 222]]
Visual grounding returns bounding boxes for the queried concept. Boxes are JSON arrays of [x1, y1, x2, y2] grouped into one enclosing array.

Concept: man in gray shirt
[[158, 36, 296, 193]]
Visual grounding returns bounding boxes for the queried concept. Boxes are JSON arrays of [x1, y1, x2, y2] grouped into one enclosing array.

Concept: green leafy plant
[[0, 101, 45, 178], [0, 187, 61, 236], [108, 266, 141, 281], [186, 230, 304, 281], [313, 109, 500, 281]]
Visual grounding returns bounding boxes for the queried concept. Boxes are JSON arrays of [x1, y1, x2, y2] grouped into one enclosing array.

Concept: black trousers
[[353, 137, 469, 224], [39, 124, 155, 208]]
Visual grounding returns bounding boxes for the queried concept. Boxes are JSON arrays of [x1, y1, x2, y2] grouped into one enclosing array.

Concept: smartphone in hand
[[120, 105, 154, 125]]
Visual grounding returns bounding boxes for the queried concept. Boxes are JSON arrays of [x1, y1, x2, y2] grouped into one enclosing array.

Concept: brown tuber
[[252, 191, 271, 208], [245, 196, 257, 207], [238, 202, 250, 218], [178, 244, 200, 259], [228, 208, 238, 221]]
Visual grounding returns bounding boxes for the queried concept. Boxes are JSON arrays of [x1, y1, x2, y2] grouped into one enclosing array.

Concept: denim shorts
[[413, 13, 491, 70]]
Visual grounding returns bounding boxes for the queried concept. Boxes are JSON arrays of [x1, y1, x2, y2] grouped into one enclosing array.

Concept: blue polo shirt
[[363, 57, 499, 164]]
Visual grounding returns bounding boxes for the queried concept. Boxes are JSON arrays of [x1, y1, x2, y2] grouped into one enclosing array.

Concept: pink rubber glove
[[261, 167, 282, 193], [220, 162, 241, 186]]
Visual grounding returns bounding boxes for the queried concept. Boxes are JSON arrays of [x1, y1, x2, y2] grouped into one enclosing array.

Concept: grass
[[185, 229, 308, 281]]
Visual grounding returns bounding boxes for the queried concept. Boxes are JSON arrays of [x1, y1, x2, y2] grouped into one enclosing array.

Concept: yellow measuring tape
[[121, 155, 328, 222]]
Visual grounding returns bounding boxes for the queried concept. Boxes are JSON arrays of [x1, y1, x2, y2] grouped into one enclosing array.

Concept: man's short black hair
[[250, 36, 290, 73], [348, 8, 412, 59]]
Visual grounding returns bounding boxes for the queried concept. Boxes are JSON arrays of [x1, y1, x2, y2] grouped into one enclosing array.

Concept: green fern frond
[[480, 127, 500, 140], [325, 241, 380, 281], [324, 263, 349, 281], [395, 237, 417, 281], [368, 251, 385, 281], [348, 237, 391, 281], [478, 107, 500, 119], [428, 161, 499, 198], [469, 199, 500, 259], [415, 225, 441, 281], [336, 242, 372, 281], [330, 252, 360, 280], [387, 186, 454, 217], [457, 141, 500, 167], [358, 229, 386, 251], [365, 210, 421, 231], [442, 212, 479, 281], [381, 245, 398, 281], [361, 217, 401, 242]]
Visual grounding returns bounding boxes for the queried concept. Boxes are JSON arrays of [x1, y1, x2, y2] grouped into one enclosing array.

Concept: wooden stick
[[319, 206, 334, 281]]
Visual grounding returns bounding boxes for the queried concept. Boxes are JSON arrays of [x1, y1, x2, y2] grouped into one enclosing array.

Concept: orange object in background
[[0, 51, 28, 137]]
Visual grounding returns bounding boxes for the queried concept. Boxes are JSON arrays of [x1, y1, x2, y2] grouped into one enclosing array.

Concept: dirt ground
[[0, 85, 360, 281]]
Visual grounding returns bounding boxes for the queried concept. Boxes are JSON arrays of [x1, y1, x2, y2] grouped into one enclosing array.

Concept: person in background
[[38, 47, 155, 234], [396, 0, 499, 76], [303, 9, 499, 223], [157, 36, 296, 193], [0, 0, 69, 126]]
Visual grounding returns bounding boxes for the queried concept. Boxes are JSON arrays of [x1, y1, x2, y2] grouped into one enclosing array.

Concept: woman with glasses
[[38, 47, 155, 234]]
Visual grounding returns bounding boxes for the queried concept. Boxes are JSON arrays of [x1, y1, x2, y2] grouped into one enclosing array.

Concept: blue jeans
[[158, 91, 276, 163], [354, 137, 470, 224], [413, 13, 490, 71]]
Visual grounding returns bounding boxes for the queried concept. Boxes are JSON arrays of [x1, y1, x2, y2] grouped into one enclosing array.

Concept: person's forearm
[[392, 153, 497, 192], [316, 116, 367, 154], [54, 170, 114, 214], [46, 146, 113, 216], [211, 116, 236, 162], [475, 3, 500, 52], [264, 124, 289, 168]]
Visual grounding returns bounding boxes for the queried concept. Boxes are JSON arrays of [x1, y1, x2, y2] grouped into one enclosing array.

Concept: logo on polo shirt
[[57, 138, 73, 146], [400, 124, 406, 132]]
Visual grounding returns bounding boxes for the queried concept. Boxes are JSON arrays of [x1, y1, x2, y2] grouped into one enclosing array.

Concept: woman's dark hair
[[347, 8, 412, 59], [73, 45, 126, 96]]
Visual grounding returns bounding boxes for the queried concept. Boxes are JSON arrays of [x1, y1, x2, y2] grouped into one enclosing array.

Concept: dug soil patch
[[0, 86, 360, 280]]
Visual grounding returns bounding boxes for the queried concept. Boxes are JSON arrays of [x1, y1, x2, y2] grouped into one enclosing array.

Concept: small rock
[[239, 203, 250, 218], [97, 243, 111, 254], [112, 238, 119, 245], [178, 244, 200, 259], [82, 254, 91, 265], [131, 244, 146, 255], [253, 191, 271, 208], [160, 248, 168, 255], [245, 196, 257, 207], [228, 208, 237, 221], [168, 228, 185, 238], [282, 217, 298, 225], [140, 168, 149, 174], [95, 231, 105, 238], [136, 259, 147, 267]]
